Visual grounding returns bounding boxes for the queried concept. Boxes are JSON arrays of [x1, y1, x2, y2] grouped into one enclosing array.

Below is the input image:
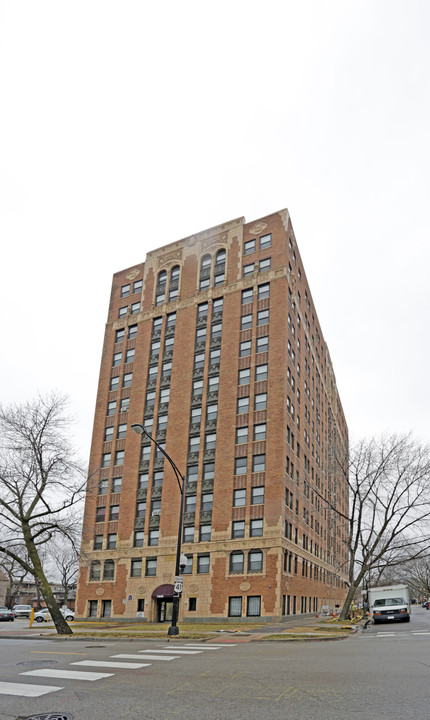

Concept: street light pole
[[131, 423, 186, 636]]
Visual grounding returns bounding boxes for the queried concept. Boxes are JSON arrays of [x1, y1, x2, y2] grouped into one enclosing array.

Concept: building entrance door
[[157, 599, 173, 622]]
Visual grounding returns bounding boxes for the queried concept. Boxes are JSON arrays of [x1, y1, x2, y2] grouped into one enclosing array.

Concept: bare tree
[[336, 434, 430, 620], [51, 541, 80, 607], [0, 393, 86, 635]]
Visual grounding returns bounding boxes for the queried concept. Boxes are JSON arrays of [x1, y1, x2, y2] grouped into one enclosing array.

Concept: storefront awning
[[151, 584, 174, 599]]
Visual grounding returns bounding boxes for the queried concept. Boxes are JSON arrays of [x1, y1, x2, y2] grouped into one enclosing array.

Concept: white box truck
[[368, 584, 411, 624]]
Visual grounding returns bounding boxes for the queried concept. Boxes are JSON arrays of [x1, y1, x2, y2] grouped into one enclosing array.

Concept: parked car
[[0, 607, 15, 622], [34, 608, 75, 623], [13, 604, 32, 618]]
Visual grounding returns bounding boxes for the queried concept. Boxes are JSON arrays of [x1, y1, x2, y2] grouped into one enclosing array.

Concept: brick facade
[[76, 209, 349, 622]]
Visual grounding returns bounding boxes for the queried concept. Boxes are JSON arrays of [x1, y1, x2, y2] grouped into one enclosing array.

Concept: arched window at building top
[[171, 265, 180, 281], [157, 270, 167, 286], [216, 249, 226, 265]]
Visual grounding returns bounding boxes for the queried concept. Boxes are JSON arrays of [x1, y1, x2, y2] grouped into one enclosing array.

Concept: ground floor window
[[102, 600, 112, 617], [292, 595, 297, 614], [137, 598, 145, 612], [228, 596, 242, 617], [189, 598, 197, 611], [247, 596, 261, 617], [88, 600, 98, 617]]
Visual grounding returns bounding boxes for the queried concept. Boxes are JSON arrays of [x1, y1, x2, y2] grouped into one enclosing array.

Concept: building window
[[199, 524, 211, 542], [198, 302, 208, 319], [188, 597, 197, 611], [162, 361, 172, 377], [95, 506, 106, 523], [136, 501, 146, 519], [244, 239, 256, 255], [255, 364, 268, 382], [253, 423, 266, 441], [229, 597, 242, 617], [241, 314, 252, 330], [237, 396, 250, 413], [247, 595, 261, 616], [229, 551, 244, 573], [214, 272, 224, 286], [117, 423, 127, 439], [164, 336, 174, 352], [133, 279, 142, 293], [259, 233, 271, 250], [101, 453, 111, 468], [148, 530, 159, 546], [88, 600, 98, 617], [103, 559, 115, 581], [201, 254, 212, 270], [183, 555, 193, 574], [89, 561, 101, 581], [131, 302, 140, 315], [252, 454, 266, 473], [160, 388, 170, 404], [213, 297, 223, 314], [109, 505, 119, 522], [193, 379, 203, 397], [118, 306, 128, 319], [257, 283, 270, 300], [254, 392, 267, 410], [128, 325, 138, 339], [113, 352, 122, 367], [189, 436, 200, 453], [256, 336, 268, 353], [238, 368, 251, 385], [190, 407, 202, 424], [93, 534, 103, 550], [205, 433, 216, 450], [121, 284, 130, 298], [211, 323, 222, 339], [201, 492, 213, 510], [183, 526, 195, 543], [257, 309, 269, 326], [145, 558, 157, 576], [232, 520, 245, 539], [151, 499, 161, 515], [107, 401, 116, 416], [153, 470, 164, 487], [134, 531, 144, 547], [242, 288, 253, 304], [185, 495, 196, 513], [115, 328, 125, 343], [259, 257, 271, 272], [102, 599, 112, 617], [131, 559, 142, 578], [138, 473, 149, 490], [107, 533, 117, 549], [120, 397, 129, 413], [248, 551, 263, 572], [187, 465, 198, 483], [234, 457, 247, 475], [209, 348, 220, 366], [123, 373, 132, 388], [166, 312, 176, 328], [250, 519, 263, 537], [99, 478, 109, 495], [104, 426, 114, 442], [239, 340, 252, 357], [126, 348, 135, 363], [206, 403, 218, 421], [236, 426, 248, 444], [197, 554, 210, 573], [114, 450, 124, 466], [243, 262, 255, 277], [200, 277, 210, 291], [194, 352, 205, 369], [233, 488, 246, 507], [203, 462, 214, 480], [251, 486, 265, 504], [208, 375, 219, 393], [110, 377, 119, 391], [112, 476, 122, 493]]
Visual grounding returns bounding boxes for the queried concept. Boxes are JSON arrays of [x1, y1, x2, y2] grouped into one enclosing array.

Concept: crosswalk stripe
[[140, 649, 201, 655], [0, 681, 63, 697], [20, 669, 114, 681], [112, 654, 178, 661], [412, 632, 430, 635], [71, 660, 151, 669], [171, 645, 219, 650]]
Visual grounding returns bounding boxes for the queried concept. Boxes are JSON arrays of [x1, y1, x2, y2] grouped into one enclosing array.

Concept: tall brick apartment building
[[76, 209, 349, 623]]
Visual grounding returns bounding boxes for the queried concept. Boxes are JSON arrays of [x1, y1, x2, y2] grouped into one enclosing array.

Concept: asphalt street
[[0, 607, 430, 720]]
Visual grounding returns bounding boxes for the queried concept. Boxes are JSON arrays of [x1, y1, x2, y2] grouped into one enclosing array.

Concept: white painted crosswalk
[[0, 641, 236, 698]]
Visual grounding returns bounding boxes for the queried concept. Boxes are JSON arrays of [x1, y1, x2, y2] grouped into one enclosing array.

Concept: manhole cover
[[17, 660, 58, 667], [15, 714, 73, 720]]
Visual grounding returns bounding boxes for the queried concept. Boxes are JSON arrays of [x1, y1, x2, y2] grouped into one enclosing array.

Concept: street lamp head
[[131, 423, 145, 436], [179, 553, 188, 572]]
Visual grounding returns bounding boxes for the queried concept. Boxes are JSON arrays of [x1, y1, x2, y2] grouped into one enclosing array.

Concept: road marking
[[112, 654, 178, 661], [171, 645, 220, 650], [412, 632, 430, 635], [20, 669, 114, 681], [0, 681, 63, 697], [71, 660, 150, 669], [31, 651, 89, 655], [142, 649, 202, 655]]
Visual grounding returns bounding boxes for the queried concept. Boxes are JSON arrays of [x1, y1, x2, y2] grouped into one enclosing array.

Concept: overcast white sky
[[1, 0, 429, 462]]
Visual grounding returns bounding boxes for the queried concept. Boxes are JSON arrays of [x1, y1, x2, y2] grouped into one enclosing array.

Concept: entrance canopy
[[151, 583, 174, 599]]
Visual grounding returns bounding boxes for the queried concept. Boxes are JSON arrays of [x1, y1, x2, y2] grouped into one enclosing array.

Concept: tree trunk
[[23, 528, 72, 635]]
